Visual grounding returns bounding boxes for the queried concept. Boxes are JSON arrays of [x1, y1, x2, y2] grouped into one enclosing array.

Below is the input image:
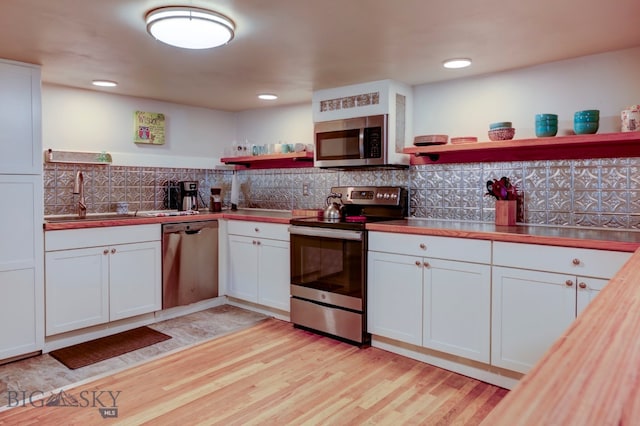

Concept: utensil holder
[[495, 200, 517, 226]]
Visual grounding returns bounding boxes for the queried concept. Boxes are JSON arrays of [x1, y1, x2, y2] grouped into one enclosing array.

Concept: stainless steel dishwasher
[[162, 220, 219, 309]]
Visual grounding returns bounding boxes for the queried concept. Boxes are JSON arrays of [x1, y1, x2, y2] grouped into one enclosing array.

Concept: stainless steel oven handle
[[288, 225, 363, 241]]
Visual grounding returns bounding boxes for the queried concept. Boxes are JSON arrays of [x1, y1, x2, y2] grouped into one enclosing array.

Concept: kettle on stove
[[324, 192, 344, 220]]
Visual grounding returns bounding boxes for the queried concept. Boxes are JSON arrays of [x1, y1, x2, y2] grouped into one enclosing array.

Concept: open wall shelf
[[220, 152, 314, 169], [404, 132, 640, 165]]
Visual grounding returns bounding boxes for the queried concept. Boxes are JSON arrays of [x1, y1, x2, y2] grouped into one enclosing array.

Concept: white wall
[[234, 103, 313, 148], [41, 46, 640, 169], [413, 46, 640, 140], [42, 84, 237, 168]]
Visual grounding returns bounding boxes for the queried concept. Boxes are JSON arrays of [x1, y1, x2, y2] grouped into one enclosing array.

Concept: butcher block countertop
[[366, 218, 640, 252], [43, 208, 294, 230], [368, 218, 640, 424], [481, 249, 640, 425]]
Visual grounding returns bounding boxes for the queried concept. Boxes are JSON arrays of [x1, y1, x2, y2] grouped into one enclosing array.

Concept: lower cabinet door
[[367, 251, 423, 346], [423, 259, 491, 363], [45, 247, 109, 336], [491, 266, 576, 374], [576, 276, 609, 316], [0, 269, 38, 359], [109, 241, 161, 321], [228, 234, 259, 302], [257, 238, 290, 311]]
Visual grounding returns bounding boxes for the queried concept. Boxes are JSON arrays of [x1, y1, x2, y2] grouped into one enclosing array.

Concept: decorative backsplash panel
[[410, 157, 640, 228], [319, 92, 380, 112], [43, 163, 229, 215], [44, 157, 640, 229]]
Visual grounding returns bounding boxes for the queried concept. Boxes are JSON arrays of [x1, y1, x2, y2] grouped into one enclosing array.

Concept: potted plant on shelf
[[486, 176, 519, 226]]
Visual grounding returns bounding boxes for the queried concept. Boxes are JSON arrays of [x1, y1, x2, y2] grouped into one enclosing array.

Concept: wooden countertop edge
[[481, 248, 640, 424], [43, 211, 294, 230], [366, 223, 640, 252]]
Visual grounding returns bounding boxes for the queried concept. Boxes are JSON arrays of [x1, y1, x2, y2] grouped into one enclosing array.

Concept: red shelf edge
[[404, 132, 640, 165]]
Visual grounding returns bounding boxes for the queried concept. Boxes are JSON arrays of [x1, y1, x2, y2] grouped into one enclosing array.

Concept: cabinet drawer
[[493, 241, 631, 278], [368, 231, 491, 264], [227, 220, 288, 241], [45, 224, 161, 251]]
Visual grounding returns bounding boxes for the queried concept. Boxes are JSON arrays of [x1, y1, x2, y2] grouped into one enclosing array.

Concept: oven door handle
[[288, 225, 363, 241]]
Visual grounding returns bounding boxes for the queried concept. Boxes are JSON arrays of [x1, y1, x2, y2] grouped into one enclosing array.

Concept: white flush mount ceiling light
[[92, 80, 118, 87], [258, 93, 278, 101], [145, 6, 235, 49], [443, 58, 472, 69]]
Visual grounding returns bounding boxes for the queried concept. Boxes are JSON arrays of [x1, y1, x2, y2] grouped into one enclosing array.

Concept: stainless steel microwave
[[314, 114, 392, 168]]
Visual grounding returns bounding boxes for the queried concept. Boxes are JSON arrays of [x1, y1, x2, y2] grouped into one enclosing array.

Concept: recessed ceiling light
[[258, 93, 278, 101], [145, 6, 235, 50], [443, 58, 472, 69], [92, 80, 118, 87]]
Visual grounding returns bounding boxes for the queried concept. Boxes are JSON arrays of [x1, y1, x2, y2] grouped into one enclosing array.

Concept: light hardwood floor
[[0, 318, 507, 425]]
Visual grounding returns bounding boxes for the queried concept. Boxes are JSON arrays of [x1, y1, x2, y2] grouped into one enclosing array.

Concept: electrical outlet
[[302, 183, 309, 196]]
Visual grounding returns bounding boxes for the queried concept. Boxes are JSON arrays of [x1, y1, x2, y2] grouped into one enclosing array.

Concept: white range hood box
[[312, 79, 413, 162], [312, 79, 413, 123]]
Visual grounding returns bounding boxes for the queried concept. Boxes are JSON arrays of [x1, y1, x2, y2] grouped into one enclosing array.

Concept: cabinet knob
[[256, 240, 261, 245], [572, 258, 581, 265], [252, 240, 257, 245], [419, 243, 426, 250], [423, 261, 430, 268], [103, 249, 109, 255], [255, 227, 260, 233], [415, 260, 421, 267], [565, 279, 574, 287], [111, 248, 116, 254], [578, 282, 587, 289]]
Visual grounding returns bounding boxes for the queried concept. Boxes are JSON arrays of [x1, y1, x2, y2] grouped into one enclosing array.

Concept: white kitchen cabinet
[[0, 176, 43, 360], [109, 241, 161, 321], [576, 277, 609, 316], [45, 225, 161, 336], [423, 258, 491, 363], [0, 59, 41, 174], [227, 220, 290, 311], [228, 234, 259, 302], [0, 59, 43, 363], [491, 241, 632, 374], [368, 231, 491, 363], [491, 267, 575, 373], [45, 247, 109, 335], [368, 251, 423, 346]]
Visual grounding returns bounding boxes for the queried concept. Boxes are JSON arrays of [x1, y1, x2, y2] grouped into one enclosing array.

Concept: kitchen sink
[[45, 213, 142, 222]]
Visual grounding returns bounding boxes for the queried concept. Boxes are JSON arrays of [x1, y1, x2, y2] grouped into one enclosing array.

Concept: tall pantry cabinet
[[0, 59, 43, 362]]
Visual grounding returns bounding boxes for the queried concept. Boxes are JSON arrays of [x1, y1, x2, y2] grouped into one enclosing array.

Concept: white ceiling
[[1, 0, 639, 112]]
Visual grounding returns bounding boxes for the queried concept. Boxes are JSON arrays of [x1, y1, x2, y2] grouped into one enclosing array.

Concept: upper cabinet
[[0, 59, 41, 175], [404, 132, 640, 165]]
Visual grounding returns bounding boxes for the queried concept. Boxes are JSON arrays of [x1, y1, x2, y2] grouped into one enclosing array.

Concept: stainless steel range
[[289, 186, 407, 345]]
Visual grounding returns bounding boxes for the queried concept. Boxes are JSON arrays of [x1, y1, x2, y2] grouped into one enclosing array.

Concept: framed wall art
[[134, 111, 165, 145]]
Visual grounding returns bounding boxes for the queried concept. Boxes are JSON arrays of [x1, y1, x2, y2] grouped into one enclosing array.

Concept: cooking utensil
[[324, 192, 344, 220]]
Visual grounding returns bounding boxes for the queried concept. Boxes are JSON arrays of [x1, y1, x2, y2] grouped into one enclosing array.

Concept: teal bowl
[[490, 121, 512, 130], [535, 113, 558, 122], [574, 121, 599, 134], [536, 124, 558, 137], [574, 110, 599, 122]]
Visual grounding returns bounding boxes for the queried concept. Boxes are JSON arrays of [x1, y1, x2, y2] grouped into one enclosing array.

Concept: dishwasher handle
[[162, 220, 218, 234]]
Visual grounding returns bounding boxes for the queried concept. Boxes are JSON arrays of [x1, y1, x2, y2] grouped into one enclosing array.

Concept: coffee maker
[[179, 180, 198, 211]]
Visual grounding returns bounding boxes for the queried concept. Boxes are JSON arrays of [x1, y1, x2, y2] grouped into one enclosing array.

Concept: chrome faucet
[[73, 171, 87, 218]]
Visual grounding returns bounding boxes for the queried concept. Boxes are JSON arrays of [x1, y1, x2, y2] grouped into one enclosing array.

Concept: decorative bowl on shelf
[[414, 134, 448, 145], [488, 127, 515, 141], [574, 121, 599, 134], [450, 136, 478, 144], [489, 121, 512, 130]]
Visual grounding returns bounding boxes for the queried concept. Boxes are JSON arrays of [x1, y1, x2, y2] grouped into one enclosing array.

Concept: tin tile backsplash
[[44, 157, 640, 229]]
